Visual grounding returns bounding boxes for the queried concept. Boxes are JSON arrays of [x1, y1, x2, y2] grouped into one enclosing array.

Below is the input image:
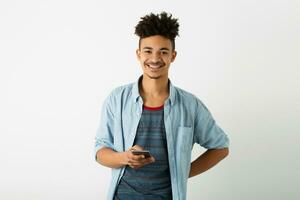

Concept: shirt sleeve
[[94, 94, 115, 160], [193, 99, 230, 149]]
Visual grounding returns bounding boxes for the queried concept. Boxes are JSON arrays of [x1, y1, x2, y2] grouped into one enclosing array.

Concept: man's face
[[136, 35, 177, 80]]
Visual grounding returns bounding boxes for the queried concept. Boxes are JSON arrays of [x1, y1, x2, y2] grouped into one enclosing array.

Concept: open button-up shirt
[[95, 76, 230, 200]]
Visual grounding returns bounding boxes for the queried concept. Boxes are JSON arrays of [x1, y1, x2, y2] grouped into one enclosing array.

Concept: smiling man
[[95, 12, 230, 200]]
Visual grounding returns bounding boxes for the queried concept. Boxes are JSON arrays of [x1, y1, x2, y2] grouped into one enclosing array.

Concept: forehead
[[140, 35, 172, 49]]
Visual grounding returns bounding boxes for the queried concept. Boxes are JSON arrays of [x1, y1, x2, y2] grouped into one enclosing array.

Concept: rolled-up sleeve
[[193, 99, 230, 149], [94, 94, 115, 160]]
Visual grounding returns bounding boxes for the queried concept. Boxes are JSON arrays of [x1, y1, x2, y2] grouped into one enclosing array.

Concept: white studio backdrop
[[0, 0, 299, 199]]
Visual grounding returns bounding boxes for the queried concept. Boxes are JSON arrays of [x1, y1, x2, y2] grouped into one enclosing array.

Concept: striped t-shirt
[[113, 104, 172, 200]]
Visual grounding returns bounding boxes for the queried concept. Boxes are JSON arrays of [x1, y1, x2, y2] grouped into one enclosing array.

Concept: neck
[[139, 74, 169, 98]]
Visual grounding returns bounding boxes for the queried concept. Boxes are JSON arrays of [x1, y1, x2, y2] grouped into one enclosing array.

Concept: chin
[[149, 76, 161, 79], [145, 73, 162, 79]]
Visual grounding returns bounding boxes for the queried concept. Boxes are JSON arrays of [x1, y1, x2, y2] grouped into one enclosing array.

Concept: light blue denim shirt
[[95, 76, 229, 200]]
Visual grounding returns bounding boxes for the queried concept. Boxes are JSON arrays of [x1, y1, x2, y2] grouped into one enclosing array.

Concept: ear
[[171, 50, 177, 62], [136, 49, 141, 60]]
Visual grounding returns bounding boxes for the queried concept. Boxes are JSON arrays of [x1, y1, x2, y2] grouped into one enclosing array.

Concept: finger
[[128, 162, 142, 169], [131, 145, 143, 151], [127, 152, 144, 160], [143, 156, 155, 164], [128, 159, 144, 165], [129, 165, 141, 170], [131, 154, 145, 161], [129, 157, 155, 167], [128, 160, 150, 169], [150, 156, 155, 162]]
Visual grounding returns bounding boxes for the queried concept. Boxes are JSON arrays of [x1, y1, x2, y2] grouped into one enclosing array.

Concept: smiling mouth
[[146, 64, 164, 69]]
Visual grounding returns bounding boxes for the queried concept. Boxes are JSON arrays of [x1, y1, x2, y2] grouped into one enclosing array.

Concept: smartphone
[[131, 150, 151, 158]]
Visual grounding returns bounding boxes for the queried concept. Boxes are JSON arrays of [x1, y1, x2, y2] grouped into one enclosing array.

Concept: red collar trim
[[143, 104, 164, 111]]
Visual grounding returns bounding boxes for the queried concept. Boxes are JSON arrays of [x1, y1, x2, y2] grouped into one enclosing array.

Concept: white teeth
[[147, 64, 161, 69]]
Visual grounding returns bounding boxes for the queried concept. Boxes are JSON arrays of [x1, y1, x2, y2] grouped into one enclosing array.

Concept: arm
[[191, 99, 230, 178], [189, 148, 229, 178], [96, 145, 155, 169], [96, 147, 127, 168]]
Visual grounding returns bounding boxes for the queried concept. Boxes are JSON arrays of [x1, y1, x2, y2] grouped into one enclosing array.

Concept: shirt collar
[[132, 75, 176, 106]]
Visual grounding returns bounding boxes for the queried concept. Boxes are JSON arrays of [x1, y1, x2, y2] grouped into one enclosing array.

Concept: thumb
[[131, 144, 143, 151]]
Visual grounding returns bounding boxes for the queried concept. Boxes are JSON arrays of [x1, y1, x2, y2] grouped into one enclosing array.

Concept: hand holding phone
[[126, 145, 155, 169], [131, 150, 151, 158]]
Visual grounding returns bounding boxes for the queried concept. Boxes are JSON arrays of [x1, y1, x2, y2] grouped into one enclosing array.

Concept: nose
[[150, 52, 162, 62]]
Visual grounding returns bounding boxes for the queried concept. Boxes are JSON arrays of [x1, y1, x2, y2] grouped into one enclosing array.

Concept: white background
[[0, 0, 299, 199]]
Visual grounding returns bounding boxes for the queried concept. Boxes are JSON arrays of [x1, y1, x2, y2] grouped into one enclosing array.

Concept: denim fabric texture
[[95, 76, 230, 200]]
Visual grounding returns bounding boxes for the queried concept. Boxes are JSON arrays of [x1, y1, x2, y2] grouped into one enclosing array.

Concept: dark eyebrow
[[143, 47, 153, 50], [160, 48, 170, 51], [142, 47, 170, 51]]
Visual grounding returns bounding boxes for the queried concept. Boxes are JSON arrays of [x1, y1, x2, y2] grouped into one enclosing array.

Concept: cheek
[[163, 58, 172, 64], [140, 59, 147, 68], [141, 59, 147, 65], [138, 57, 144, 63], [139, 56, 147, 63]]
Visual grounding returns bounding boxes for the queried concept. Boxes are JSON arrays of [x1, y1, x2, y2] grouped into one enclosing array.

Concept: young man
[[95, 12, 229, 200]]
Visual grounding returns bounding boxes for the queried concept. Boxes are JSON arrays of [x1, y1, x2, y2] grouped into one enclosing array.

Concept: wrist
[[118, 151, 128, 166]]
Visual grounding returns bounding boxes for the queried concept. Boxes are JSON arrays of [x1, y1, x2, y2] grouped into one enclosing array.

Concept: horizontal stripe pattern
[[114, 106, 172, 200]]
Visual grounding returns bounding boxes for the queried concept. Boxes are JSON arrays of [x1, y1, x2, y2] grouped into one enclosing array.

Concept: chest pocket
[[177, 126, 193, 152]]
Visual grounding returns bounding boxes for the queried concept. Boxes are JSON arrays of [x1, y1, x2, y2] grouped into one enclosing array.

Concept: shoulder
[[110, 83, 133, 95], [105, 82, 135, 103], [174, 86, 203, 106], [174, 86, 197, 99], [173, 85, 211, 116]]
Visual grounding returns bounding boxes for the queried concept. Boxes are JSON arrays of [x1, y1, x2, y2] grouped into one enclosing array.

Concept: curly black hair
[[135, 12, 179, 50]]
